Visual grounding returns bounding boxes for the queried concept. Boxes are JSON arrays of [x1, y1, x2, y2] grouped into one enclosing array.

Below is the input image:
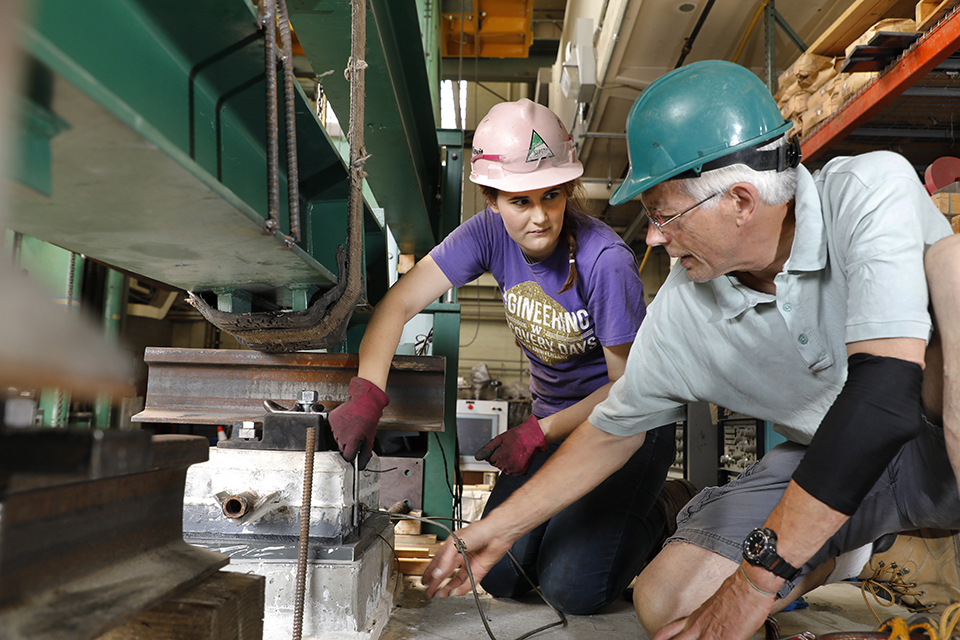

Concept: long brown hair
[[481, 179, 587, 294]]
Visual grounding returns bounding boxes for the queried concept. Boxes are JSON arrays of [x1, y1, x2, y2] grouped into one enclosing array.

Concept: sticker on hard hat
[[526, 130, 555, 163]]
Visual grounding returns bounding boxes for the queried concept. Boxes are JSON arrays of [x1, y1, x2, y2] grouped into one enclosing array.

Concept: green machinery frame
[[13, 0, 447, 302]]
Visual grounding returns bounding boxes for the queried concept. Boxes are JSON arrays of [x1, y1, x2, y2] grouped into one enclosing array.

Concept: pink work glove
[[328, 377, 389, 470], [474, 415, 548, 476]]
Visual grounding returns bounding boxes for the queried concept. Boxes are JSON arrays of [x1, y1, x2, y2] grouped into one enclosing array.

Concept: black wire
[[432, 431, 463, 525], [375, 529, 405, 598], [415, 328, 434, 355]]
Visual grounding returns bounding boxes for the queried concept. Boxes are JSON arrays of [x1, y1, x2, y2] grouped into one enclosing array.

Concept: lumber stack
[[395, 534, 442, 576]]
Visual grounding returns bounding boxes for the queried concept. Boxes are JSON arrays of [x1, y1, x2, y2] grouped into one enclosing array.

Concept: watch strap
[[764, 554, 801, 581], [743, 527, 802, 582]]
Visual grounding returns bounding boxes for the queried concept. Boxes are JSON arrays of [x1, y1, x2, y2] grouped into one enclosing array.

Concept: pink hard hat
[[470, 99, 583, 192]]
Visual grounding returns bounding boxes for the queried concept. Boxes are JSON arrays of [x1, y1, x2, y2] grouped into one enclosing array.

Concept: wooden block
[[97, 571, 265, 640], [395, 543, 442, 559], [917, 0, 942, 25], [808, 0, 917, 57], [917, 0, 960, 31], [397, 558, 433, 576], [931, 192, 960, 214], [394, 533, 442, 575], [395, 533, 438, 546], [952, 214, 960, 233], [394, 510, 423, 535]]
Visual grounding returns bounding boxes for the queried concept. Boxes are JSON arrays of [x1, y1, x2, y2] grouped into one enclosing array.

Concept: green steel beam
[[11, 0, 404, 303], [289, 0, 441, 259], [417, 0, 442, 120], [418, 135, 462, 537], [422, 302, 460, 540], [437, 130, 464, 243]]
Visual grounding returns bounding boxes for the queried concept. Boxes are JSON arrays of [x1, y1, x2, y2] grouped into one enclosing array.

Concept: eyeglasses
[[643, 191, 722, 234]]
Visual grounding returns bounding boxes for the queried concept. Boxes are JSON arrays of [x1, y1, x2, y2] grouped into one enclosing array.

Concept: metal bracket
[[218, 390, 336, 452]]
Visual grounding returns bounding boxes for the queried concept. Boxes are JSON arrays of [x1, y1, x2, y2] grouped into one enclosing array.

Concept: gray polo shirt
[[591, 151, 952, 444]]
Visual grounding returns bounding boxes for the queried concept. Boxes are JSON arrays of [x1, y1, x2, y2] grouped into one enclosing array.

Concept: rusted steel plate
[[133, 347, 446, 431], [378, 456, 424, 511], [0, 434, 226, 640]]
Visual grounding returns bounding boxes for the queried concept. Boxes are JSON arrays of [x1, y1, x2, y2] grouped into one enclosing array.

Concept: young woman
[[330, 98, 678, 615]]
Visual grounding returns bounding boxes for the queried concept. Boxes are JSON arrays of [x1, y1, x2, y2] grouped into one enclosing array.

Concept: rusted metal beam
[[801, 7, 960, 163], [0, 434, 226, 640], [133, 347, 446, 431]]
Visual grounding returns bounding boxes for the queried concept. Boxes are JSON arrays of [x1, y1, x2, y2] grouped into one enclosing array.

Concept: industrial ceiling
[[440, 0, 921, 240]]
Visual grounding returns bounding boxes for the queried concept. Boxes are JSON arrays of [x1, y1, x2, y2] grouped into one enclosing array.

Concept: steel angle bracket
[[187, 243, 358, 352]]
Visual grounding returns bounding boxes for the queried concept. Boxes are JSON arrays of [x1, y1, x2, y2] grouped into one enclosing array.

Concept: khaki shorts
[[666, 419, 960, 595]]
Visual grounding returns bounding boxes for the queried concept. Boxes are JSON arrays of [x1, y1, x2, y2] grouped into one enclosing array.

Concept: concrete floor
[[380, 576, 913, 640]]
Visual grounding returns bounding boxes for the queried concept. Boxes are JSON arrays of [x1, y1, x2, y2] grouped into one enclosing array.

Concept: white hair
[[673, 136, 798, 209]]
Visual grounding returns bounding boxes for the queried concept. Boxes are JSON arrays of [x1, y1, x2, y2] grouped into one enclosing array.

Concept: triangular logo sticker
[[526, 130, 555, 162]]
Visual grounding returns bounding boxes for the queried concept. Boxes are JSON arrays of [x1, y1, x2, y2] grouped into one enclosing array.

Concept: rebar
[[276, 0, 301, 243], [292, 426, 316, 640], [261, 0, 280, 235]]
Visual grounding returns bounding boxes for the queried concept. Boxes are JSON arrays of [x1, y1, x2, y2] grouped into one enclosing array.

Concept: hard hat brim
[[609, 120, 793, 206], [470, 162, 584, 193]]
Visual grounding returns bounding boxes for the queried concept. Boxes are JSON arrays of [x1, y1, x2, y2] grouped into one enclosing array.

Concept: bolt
[[298, 390, 319, 403]]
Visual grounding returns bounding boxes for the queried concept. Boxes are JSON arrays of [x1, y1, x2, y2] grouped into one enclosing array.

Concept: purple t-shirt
[[430, 208, 646, 418]]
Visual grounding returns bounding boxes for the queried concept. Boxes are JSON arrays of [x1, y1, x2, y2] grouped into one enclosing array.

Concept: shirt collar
[[783, 165, 828, 273], [706, 165, 827, 320], [708, 275, 776, 320]]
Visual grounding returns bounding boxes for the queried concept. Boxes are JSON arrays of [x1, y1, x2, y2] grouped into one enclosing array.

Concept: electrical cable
[[432, 431, 463, 526], [364, 506, 567, 640], [415, 328, 434, 355], [375, 529, 406, 601]]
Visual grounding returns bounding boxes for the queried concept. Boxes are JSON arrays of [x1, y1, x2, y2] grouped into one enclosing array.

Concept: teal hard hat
[[610, 60, 794, 206]]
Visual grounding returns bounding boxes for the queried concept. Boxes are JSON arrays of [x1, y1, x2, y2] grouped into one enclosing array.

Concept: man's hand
[[421, 518, 515, 599], [474, 415, 548, 476], [328, 377, 389, 469], [654, 565, 777, 640]]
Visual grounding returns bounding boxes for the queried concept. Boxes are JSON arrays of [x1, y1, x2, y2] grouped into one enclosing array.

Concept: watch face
[[743, 528, 770, 561]]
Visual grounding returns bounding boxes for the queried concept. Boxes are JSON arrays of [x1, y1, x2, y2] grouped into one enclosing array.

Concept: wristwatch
[[742, 527, 801, 581]]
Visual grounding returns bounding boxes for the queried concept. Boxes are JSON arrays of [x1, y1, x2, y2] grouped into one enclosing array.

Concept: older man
[[422, 61, 960, 640]]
